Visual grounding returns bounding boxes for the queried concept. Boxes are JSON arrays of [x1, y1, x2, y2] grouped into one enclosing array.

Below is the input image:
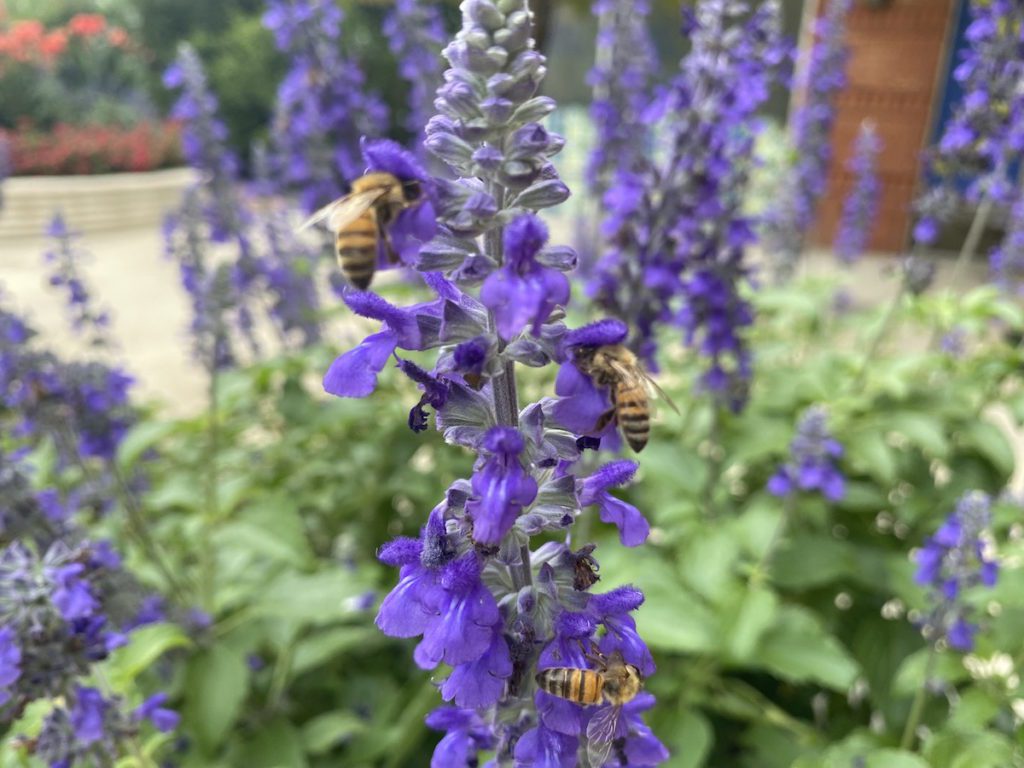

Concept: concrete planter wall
[[0, 167, 195, 240]]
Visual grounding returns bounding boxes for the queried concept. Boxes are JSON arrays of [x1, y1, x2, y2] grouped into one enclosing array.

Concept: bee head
[[401, 179, 423, 203]]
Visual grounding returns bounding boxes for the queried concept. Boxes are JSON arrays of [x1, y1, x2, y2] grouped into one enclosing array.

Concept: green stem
[[948, 196, 994, 288], [200, 361, 220, 613], [900, 645, 938, 751], [701, 405, 724, 518], [853, 286, 904, 391]]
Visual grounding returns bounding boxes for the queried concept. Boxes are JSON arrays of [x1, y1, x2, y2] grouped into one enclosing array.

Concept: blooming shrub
[[1, 121, 182, 175]]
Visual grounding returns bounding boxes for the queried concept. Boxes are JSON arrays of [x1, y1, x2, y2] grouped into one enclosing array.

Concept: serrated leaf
[[887, 412, 949, 458], [960, 421, 1015, 478], [847, 430, 896, 485], [291, 626, 381, 676], [724, 586, 778, 662], [255, 570, 373, 625]]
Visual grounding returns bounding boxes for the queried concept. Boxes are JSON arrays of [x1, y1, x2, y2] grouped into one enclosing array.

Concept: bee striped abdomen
[[536, 668, 605, 706], [616, 386, 650, 452], [335, 212, 379, 289]]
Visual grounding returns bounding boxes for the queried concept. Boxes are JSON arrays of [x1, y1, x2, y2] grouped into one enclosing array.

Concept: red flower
[[67, 13, 107, 38], [40, 30, 68, 60], [107, 27, 129, 48]]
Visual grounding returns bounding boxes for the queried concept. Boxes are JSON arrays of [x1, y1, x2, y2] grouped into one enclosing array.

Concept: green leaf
[[723, 586, 777, 662], [960, 421, 1015, 478], [291, 626, 381, 676], [215, 497, 313, 567], [847, 430, 896, 485], [864, 749, 930, 768], [754, 606, 859, 690], [661, 708, 712, 768], [235, 718, 308, 767], [107, 623, 192, 688], [255, 570, 374, 625], [887, 412, 950, 459], [184, 645, 250, 752], [891, 649, 969, 697], [117, 420, 175, 470], [926, 731, 1016, 768], [301, 711, 367, 755]]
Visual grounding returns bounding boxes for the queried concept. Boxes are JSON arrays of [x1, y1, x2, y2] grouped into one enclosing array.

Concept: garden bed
[[0, 167, 195, 239]]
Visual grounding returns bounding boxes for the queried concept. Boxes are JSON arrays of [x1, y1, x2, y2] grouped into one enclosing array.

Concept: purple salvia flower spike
[[384, 0, 447, 144], [834, 121, 883, 266], [323, 0, 666, 763], [768, 406, 846, 502], [764, 0, 853, 281], [913, 492, 999, 651]]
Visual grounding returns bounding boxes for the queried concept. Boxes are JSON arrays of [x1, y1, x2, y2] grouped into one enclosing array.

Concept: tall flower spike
[[384, 0, 447, 144], [585, 0, 657, 195], [43, 212, 111, 347], [834, 122, 882, 266], [912, 0, 1024, 245], [590, 0, 788, 409], [991, 185, 1024, 293], [768, 406, 845, 502], [764, 0, 853, 281], [914, 491, 998, 651], [324, 1, 666, 764], [264, 0, 390, 213]]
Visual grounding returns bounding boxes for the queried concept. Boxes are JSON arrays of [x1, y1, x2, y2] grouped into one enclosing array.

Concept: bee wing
[[585, 705, 621, 768], [298, 189, 387, 232], [607, 359, 680, 416]]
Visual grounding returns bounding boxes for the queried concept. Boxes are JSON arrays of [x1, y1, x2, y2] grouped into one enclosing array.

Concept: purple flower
[[466, 428, 538, 545], [426, 707, 497, 767], [764, 0, 852, 279], [834, 122, 882, 266], [264, 0, 389, 212], [481, 214, 570, 341], [768, 406, 845, 502], [0, 627, 21, 706], [914, 491, 998, 651], [43, 213, 111, 346], [70, 686, 108, 745], [133, 692, 181, 733], [49, 563, 99, 621], [578, 461, 650, 547], [383, 0, 446, 140]]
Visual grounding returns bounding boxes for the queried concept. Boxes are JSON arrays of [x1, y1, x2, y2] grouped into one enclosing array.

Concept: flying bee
[[536, 650, 643, 768], [573, 344, 678, 452], [300, 173, 424, 290]]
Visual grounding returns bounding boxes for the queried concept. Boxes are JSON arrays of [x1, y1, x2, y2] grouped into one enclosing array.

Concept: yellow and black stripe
[[615, 384, 650, 452], [536, 668, 604, 706], [335, 211, 379, 290]]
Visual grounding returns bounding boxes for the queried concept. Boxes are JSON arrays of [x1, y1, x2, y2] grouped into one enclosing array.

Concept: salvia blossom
[[43, 213, 111, 346], [0, 298, 134, 467], [590, 0, 788, 409], [914, 491, 998, 651], [585, 0, 657, 194], [0, 454, 178, 764], [912, 0, 1024, 245], [384, 0, 447, 143], [264, 0, 390, 213], [768, 406, 845, 502], [764, 0, 852, 280], [324, 2, 666, 763], [990, 185, 1024, 293], [164, 44, 250, 243], [834, 122, 882, 266]]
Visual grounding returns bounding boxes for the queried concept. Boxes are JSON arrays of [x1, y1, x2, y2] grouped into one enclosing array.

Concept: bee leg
[[377, 217, 401, 264]]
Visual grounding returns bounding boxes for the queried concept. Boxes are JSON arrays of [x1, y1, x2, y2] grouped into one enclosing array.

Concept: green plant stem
[[900, 645, 937, 751], [853, 286, 904, 391], [200, 362, 220, 613], [56, 425, 189, 601], [701, 405, 724, 517], [948, 196, 994, 288]]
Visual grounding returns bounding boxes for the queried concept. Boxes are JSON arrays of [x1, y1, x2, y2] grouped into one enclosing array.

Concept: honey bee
[[536, 650, 644, 768], [300, 173, 424, 289], [573, 344, 678, 452]]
